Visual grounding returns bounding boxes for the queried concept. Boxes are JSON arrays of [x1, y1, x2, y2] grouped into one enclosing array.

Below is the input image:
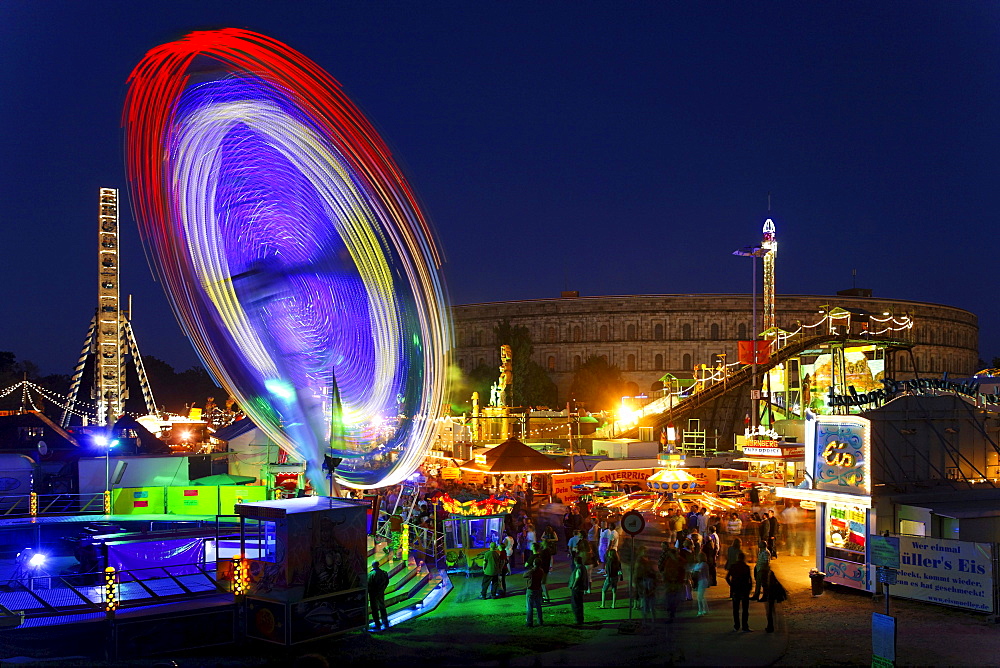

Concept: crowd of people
[[367, 474, 806, 633]]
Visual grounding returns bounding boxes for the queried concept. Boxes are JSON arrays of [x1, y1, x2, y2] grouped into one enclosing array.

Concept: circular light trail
[[123, 29, 452, 489]]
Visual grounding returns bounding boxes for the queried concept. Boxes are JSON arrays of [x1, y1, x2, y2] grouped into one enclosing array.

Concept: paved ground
[[7, 542, 1000, 666]]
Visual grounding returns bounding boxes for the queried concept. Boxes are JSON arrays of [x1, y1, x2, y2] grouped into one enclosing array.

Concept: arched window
[[478, 357, 485, 368], [600, 325, 609, 341], [547, 355, 556, 372], [601, 354, 608, 365], [573, 325, 582, 342], [710, 323, 720, 339], [654, 354, 663, 370], [682, 353, 692, 371], [682, 324, 692, 339], [627, 324, 636, 340], [627, 354, 636, 371], [548, 326, 556, 343], [654, 323, 664, 340], [458, 358, 466, 370], [574, 355, 581, 369], [737, 323, 747, 339]]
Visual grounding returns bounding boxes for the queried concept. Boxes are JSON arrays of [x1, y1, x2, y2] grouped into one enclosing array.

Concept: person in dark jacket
[[763, 569, 787, 632], [368, 561, 390, 631], [766, 510, 779, 558], [725, 551, 753, 632], [523, 561, 545, 627], [568, 554, 590, 625]]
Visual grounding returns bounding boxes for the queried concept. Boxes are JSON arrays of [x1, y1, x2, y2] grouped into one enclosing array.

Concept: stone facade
[[452, 293, 979, 402]]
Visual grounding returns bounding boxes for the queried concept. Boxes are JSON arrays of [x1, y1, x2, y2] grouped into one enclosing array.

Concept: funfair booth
[[235, 497, 370, 644], [776, 414, 874, 590]]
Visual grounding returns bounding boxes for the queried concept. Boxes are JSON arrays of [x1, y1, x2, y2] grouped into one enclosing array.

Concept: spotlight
[[28, 553, 46, 568]]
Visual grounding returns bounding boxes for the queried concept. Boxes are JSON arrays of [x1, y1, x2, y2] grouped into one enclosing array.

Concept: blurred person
[[600, 546, 622, 609], [704, 525, 720, 585], [690, 542, 710, 616], [532, 541, 553, 604], [725, 551, 753, 632], [763, 569, 788, 632], [751, 540, 771, 601], [659, 542, 687, 622]]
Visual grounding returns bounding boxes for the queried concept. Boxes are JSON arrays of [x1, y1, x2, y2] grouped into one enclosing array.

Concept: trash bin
[[809, 569, 826, 596]]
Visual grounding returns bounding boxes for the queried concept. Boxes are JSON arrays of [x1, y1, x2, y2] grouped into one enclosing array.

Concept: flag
[[660, 427, 667, 446]]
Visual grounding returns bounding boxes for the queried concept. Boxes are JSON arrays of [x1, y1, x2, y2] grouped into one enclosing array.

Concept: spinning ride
[[124, 29, 451, 489]]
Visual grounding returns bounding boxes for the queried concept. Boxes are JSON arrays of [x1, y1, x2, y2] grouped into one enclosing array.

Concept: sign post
[[621, 510, 645, 621], [872, 612, 896, 667]]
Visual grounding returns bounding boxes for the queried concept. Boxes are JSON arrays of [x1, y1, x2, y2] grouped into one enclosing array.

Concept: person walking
[[532, 541, 553, 604], [659, 543, 687, 622], [751, 540, 771, 601], [523, 560, 545, 627], [725, 551, 753, 632], [763, 568, 788, 632], [704, 525, 720, 586], [367, 561, 390, 631], [767, 510, 780, 559], [726, 512, 743, 554], [636, 549, 658, 625], [480, 542, 501, 599], [600, 546, 622, 609], [690, 543, 710, 616], [516, 525, 531, 569], [568, 554, 590, 625], [496, 542, 510, 596], [726, 537, 743, 571]]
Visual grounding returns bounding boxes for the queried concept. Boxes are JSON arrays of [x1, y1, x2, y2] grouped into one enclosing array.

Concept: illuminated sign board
[[743, 445, 805, 459], [811, 415, 870, 496]]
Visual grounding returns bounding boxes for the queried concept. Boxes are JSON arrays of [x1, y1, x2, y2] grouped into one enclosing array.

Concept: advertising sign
[[888, 536, 994, 613], [870, 535, 901, 569], [872, 613, 896, 664], [551, 472, 595, 503], [594, 468, 653, 487], [813, 416, 869, 496]]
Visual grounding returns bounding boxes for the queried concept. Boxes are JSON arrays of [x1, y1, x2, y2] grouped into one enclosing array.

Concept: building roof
[[213, 418, 258, 442]]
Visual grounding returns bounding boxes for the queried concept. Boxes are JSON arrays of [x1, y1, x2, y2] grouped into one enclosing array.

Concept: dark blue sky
[[2, 2, 998, 375]]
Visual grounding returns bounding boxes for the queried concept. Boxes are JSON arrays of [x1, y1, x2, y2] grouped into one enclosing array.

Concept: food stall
[[437, 493, 516, 574], [736, 440, 806, 487], [775, 414, 874, 590]]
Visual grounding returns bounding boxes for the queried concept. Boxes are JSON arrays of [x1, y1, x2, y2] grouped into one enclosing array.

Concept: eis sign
[[812, 416, 869, 496]]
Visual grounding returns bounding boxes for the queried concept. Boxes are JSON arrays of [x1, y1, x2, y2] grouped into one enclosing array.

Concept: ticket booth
[[236, 497, 370, 644]]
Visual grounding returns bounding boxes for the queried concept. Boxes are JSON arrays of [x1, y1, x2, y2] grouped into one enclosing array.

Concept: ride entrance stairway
[[366, 536, 452, 629]]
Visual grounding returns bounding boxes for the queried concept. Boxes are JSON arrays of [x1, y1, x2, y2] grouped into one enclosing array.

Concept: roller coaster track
[[624, 333, 912, 438]]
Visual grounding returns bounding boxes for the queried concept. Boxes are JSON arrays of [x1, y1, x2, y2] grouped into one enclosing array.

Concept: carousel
[[601, 468, 742, 519]]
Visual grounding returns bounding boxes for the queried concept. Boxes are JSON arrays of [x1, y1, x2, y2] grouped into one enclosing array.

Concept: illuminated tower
[[761, 217, 777, 337], [61, 189, 156, 427]]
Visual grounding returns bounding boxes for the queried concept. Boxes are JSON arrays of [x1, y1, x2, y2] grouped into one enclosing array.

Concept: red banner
[[738, 340, 771, 365]]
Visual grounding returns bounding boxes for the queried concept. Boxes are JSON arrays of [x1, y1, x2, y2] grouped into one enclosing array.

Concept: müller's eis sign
[[827, 376, 999, 408]]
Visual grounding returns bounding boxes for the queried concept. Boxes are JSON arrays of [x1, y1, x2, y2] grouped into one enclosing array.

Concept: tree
[[569, 355, 626, 412]]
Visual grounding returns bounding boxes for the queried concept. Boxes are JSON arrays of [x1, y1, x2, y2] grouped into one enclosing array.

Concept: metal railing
[[0, 492, 106, 518], [0, 560, 225, 618]]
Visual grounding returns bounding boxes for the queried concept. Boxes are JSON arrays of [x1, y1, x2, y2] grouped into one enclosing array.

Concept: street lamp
[[94, 434, 119, 506], [732, 245, 771, 432]]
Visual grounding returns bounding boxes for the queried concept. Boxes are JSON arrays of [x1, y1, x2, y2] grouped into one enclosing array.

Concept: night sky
[[2, 2, 998, 376]]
